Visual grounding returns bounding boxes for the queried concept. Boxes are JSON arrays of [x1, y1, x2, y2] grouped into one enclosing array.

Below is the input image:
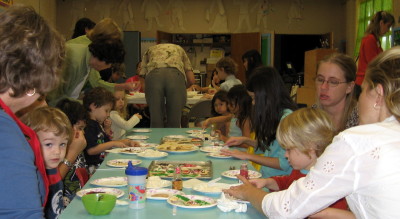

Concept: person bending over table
[[224, 46, 400, 218]]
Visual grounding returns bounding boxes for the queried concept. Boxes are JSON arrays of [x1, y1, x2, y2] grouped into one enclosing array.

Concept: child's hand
[[215, 130, 227, 142], [134, 113, 142, 120], [114, 141, 129, 148], [129, 140, 140, 147], [225, 136, 246, 146], [249, 178, 269, 189], [202, 118, 211, 129], [220, 149, 249, 160], [103, 118, 112, 128]]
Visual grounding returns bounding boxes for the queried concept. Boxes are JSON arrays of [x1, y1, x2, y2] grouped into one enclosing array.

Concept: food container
[[148, 160, 213, 179]]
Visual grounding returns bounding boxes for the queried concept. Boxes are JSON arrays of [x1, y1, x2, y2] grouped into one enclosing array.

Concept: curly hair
[[89, 39, 125, 65], [83, 87, 115, 112], [216, 57, 238, 75], [0, 5, 65, 97]]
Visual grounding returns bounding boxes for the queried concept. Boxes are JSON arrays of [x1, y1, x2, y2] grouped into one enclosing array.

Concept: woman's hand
[[223, 175, 260, 201], [68, 130, 87, 155], [220, 149, 249, 160]]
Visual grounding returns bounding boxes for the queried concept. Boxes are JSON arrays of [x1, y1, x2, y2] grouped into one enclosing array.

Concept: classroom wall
[[14, 0, 56, 27]]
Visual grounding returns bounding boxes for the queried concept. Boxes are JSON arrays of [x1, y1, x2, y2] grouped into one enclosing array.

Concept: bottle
[[210, 123, 216, 137], [239, 163, 249, 183], [125, 161, 148, 209], [172, 166, 183, 191]]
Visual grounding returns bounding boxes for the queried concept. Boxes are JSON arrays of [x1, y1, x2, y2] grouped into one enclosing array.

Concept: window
[[354, 0, 393, 57]]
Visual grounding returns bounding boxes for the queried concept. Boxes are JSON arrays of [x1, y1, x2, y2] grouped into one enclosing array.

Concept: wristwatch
[[63, 158, 73, 168]]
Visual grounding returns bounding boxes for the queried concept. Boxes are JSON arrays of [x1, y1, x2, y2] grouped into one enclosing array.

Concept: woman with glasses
[[224, 46, 400, 219], [313, 53, 359, 131]]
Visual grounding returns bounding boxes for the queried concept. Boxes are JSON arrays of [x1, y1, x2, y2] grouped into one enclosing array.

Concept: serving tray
[[148, 160, 213, 179]]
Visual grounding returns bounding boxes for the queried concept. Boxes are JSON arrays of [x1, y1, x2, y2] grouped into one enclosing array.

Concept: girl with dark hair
[[222, 66, 297, 178], [242, 49, 263, 80]]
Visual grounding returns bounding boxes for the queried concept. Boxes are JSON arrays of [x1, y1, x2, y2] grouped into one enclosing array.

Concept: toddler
[[83, 87, 139, 173], [22, 107, 72, 219], [110, 89, 142, 140], [248, 108, 349, 215]]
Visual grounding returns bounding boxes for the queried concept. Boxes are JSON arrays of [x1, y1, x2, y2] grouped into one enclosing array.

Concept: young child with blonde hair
[[247, 108, 350, 216], [22, 107, 73, 218], [110, 89, 142, 140]]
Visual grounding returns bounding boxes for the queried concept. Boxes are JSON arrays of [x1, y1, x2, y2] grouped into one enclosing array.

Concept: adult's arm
[[185, 70, 195, 87], [0, 115, 44, 218], [59, 130, 86, 179]]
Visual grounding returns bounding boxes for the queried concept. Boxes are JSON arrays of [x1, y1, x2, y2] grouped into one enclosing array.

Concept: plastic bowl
[[82, 193, 117, 215]]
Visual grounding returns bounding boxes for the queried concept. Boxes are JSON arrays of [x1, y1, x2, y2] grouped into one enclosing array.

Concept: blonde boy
[[248, 108, 349, 214], [22, 107, 73, 219]]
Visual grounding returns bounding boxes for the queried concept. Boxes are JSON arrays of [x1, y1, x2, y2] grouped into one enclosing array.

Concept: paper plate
[[192, 183, 232, 195], [186, 129, 206, 134], [221, 170, 262, 179], [76, 187, 125, 198], [137, 150, 168, 159], [200, 146, 223, 153], [106, 159, 142, 168], [126, 135, 149, 140], [167, 195, 217, 209], [139, 143, 159, 148], [207, 152, 232, 159], [146, 188, 184, 200], [132, 129, 151, 133], [90, 177, 127, 187]]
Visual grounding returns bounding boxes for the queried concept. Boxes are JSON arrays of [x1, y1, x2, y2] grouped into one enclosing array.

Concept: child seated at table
[[22, 107, 73, 218], [246, 108, 350, 216], [83, 87, 140, 173], [110, 89, 142, 140], [55, 98, 88, 206], [215, 57, 242, 92]]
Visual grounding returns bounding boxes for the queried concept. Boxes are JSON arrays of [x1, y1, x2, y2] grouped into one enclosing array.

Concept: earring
[[373, 103, 379, 109], [26, 88, 36, 97]]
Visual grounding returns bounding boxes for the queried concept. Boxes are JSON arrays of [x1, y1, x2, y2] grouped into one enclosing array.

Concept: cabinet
[[296, 48, 337, 107], [157, 31, 261, 84]]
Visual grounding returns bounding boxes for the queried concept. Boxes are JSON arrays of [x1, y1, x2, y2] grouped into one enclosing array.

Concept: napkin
[[217, 193, 247, 213], [183, 178, 204, 189]]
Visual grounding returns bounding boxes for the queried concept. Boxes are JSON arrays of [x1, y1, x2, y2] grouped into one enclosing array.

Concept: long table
[[60, 128, 265, 219], [126, 94, 206, 105]]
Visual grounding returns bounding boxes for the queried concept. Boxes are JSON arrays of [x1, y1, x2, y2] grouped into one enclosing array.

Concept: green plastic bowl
[[82, 193, 117, 215]]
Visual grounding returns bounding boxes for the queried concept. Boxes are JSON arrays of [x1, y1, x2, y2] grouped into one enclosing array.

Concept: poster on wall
[[0, 0, 13, 12]]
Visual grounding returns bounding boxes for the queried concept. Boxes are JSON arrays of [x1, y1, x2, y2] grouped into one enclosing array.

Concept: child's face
[[90, 103, 113, 124], [37, 130, 68, 169], [214, 99, 228, 115], [285, 148, 316, 170], [216, 67, 227, 80], [114, 91, 125, 111]]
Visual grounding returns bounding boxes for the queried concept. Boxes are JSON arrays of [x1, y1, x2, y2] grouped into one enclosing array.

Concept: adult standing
[[48, 18, 136, 106], [140, 43, 195, 127], [225, 46, 400, 218], [0, 6, 64, 217], [356, 11, 394, 86], [314, 53, 358, 131]]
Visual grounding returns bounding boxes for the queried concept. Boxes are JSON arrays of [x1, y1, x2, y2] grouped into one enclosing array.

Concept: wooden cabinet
[[296, 48, 337, 107], [157, 31, 261, 84]]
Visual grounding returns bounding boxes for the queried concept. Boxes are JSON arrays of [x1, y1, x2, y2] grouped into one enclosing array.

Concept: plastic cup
[[125, 161, 148, 209]]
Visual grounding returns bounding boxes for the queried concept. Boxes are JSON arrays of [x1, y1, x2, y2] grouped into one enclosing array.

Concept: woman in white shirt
[[224, 46, 400, 218]]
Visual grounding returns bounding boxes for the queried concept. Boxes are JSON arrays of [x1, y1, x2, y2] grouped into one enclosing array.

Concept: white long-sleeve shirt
[[263, 116, 400, 218], [109, 111, 140, 140]]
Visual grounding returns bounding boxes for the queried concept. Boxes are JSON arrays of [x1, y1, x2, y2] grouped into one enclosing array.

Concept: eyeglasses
[[315, 77, 348, 87]]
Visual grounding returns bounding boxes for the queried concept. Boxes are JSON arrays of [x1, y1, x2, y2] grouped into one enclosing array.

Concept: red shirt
[[272, 170, 348, 210], [356, 34, 383, 85]]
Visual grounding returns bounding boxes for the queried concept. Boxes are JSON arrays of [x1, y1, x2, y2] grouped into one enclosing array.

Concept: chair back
[[76, 167, 89, 188], [182, 100, 212, 127]]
